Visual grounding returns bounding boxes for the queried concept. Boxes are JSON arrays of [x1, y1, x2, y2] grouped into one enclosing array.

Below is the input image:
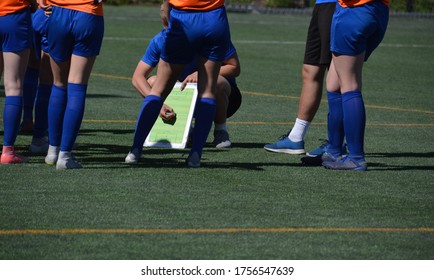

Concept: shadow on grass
[[367, 152, 434, 171], [79, 128, 135, 135], [299, 152, 434, 171], [66, 142, 300, 171]]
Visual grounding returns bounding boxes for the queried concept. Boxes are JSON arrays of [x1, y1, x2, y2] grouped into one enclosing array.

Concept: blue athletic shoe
[[322, 156, 367, 171], [306, 139, 347, 158], [306, 139, 329, 157], [321, 151, 342, 163], [264, 134, 305, 154]]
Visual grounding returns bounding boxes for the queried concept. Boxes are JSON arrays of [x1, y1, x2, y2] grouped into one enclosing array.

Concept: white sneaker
[[29, 137, 49, 154], [45, 145, 60, 165], [213, 130, 231, 148], [125, 148, 141, 164], [186, 152, 201, 168], [56, 151, 82, 170]]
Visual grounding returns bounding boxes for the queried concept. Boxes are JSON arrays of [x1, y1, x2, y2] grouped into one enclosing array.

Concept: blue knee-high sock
[[131, 95, 163, 151], [48, 85, 67, 146], [33, 84, 52, 139], [22, 67, 40, 121], [326, 91, 345, 157], [60, 83, 87, 152], [342, 90, 366, 161], [3, 96, 23, 146], [190, 98, 216, 158]]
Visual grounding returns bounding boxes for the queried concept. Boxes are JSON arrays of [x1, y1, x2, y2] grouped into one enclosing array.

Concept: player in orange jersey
[[0, 0, 37, 164], [126, 0, 231, 167], [322, 0, 389, 171], [38, 0, 105, 169]]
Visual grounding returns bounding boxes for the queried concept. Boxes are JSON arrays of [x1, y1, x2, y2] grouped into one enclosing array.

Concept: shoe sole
[[0, 158, 29, 164], [322, 162, 367, 171], [306, 152, 323, 157], [323, 166, 367, 171], [264, 147, 305, 155], [45, 157, 58, 165], [215, 142, 231, 148]]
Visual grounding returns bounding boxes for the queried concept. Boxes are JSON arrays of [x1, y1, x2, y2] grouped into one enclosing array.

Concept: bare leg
[[214, 75, 230, 125], [1, 50, 30, 164], [3, 50, 29, 97], [297, 64, 327, 122]]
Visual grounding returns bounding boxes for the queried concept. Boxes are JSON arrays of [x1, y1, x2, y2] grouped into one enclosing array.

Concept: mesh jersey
[[0, 0, 29, 16], [47, 0, 103, 16], [338, 0, 389, 7], [168, 0, 224, 11]]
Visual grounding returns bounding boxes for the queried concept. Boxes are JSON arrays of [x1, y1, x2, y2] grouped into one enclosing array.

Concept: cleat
[[321, 151, 343, 163], [186, 152, 201, 168], [306, 139, 348, 158], [264, 133, 305, 154], [45, 145, 60, 165], [213, 130, 231, 148], [1, 146, 28, 164], [125, 148, 141, 164], [323, 156, 367, 171], [29, 137, 49, 154], [306, 139, 329, 157], [56, 151, 82, 170]]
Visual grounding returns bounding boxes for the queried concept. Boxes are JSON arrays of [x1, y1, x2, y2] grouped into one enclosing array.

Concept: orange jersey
[[338, 0, 389, 7], [47, 0, 103, 16], [169, 0, 224, 11], [0, 0, 30, 16]]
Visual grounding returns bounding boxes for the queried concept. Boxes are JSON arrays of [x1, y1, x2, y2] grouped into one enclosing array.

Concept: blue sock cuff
[[342, 90, 362, 102], [5, 96, 23, 106], [199, 98, 217, 106], [52, 84, 67, 93], [327, 91, 342, 101], [145, 95, 163, 103], [68, 82, 87, 92]]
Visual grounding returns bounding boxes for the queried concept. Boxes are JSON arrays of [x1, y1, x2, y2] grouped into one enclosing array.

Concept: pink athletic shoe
[[1, 146, 29, 164]]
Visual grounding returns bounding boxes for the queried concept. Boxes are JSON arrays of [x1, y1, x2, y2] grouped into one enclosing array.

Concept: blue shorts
[[331, 2, 389, 60], [32, 8, 50, 55], [47, 6, 104, 62], [162, 6, 231, 64], [0, 8, 32, 53]]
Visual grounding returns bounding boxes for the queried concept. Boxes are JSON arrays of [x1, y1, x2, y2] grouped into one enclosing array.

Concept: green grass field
[[0, 6, 433, 260]]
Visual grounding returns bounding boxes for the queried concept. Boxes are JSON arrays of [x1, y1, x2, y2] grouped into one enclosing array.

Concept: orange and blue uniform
[[169, 0, 224, 10], [338, 0, 389, 7], [0, 0, 30, 16], [324, 0, 389, 170], [128, 0, 232, 166], [0, 0, 32, 52], [45, 0, 105, 156], [46, 0, 103, 16], [1, 0, 33, 164], [45, 0, 104, 63], [162, 0, 230, 64]]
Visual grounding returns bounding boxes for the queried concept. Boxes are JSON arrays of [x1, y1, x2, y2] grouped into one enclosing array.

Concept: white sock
[[214, 123, 227, 131], [288, 118, 310, 142]]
